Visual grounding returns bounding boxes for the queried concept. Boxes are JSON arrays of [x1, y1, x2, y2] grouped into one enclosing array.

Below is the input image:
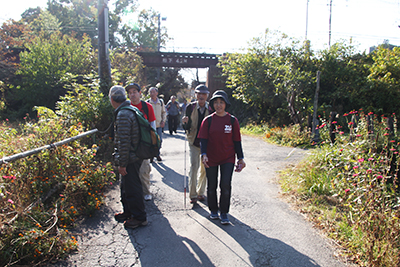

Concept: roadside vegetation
[[242, 112, 400, 267]]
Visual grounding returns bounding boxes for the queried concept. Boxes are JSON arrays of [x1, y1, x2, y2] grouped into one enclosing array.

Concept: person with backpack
[[126, 83, 156, 201], [198, 90, 246, 225], [165, 95, 180, 135], [147, 87, 166, 162], [109, 85, 147, 229], [182, 84, 213, 204]]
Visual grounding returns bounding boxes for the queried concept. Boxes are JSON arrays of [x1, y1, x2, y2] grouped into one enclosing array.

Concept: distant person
[[108, 85, 147, 229], [146, 87, 166, 162], [165, 95, 180, 135], [182, 85, 212, 204], [126, 83, 156, 201], [198, 90, 246, 225]]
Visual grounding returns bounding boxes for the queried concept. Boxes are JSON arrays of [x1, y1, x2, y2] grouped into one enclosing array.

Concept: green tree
[[46, 0, 137, 48], [12, 33, 95, 118], [363, 46, 400, 115], [110, 48, 145, 86], [219, 30, 309, 125], [29, 10, 62, 38], [315, 42, 369, 116], [118, 8, 168, 51]]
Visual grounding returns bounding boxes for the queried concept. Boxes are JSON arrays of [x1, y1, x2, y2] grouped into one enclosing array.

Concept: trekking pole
[[184, 133, 187, 209]]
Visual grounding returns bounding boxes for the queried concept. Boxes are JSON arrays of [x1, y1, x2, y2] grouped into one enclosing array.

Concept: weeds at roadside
[[245, 111, 400, 267]]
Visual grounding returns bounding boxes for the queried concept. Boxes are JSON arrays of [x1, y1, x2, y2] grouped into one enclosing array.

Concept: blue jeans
[[206, 162, 234, 214]]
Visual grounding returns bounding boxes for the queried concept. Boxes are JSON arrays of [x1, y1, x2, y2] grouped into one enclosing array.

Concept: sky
[[2, 0, 400, 80]]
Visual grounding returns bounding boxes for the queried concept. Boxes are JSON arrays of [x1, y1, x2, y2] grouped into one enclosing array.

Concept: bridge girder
[[137, 52, 220, 68]]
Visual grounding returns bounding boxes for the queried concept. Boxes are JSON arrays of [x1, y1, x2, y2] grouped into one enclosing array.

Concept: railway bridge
[[136, 51, 225, 94]]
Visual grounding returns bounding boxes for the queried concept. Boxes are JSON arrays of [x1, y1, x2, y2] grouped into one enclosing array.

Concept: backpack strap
[[140, 100, 149, 120]]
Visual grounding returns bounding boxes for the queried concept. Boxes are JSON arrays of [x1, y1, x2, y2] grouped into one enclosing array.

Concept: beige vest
[[187, 102, 211, 145]]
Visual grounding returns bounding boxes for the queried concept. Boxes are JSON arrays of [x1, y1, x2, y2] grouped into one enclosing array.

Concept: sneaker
[[144, 194, 152, 201], [124, 218, 148, 229], [197, 195, 206, 201], [220, 213, 230, 225], [190, 198, 197, 204], [114, 212, 131, 223], [156, 156, 162, 161], [210, 211, 219, 220]]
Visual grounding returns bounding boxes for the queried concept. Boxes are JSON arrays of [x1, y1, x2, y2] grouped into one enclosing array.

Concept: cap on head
[[209, 90, 231, 108], [125, 82, 141, 92], [194, 84, 209, 94]]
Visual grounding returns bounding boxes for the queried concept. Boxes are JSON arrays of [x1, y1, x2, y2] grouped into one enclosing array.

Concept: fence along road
[[53, 129, 353, 267]]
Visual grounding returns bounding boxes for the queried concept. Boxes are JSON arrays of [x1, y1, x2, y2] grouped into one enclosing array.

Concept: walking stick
[[184, 133, 187, 209]]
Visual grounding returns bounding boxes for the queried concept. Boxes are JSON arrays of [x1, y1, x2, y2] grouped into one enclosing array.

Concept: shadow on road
[[160, 129, 187, 141], [191, 205, 321, 267], [127, 201, 213, 267], [151, 162, 186, 193]]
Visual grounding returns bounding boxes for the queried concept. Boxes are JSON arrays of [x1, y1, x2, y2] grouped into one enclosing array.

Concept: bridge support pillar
[[206, 65, 226, 96]]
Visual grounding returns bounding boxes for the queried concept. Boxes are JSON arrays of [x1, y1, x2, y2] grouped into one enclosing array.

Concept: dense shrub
[[0, 109, 116, 266]]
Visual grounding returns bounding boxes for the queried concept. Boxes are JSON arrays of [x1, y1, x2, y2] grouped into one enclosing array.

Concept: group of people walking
[[109, 83, 246, 229]]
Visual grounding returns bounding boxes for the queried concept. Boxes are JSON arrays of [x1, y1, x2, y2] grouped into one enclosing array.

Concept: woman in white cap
[[198, 90, 246, 224]]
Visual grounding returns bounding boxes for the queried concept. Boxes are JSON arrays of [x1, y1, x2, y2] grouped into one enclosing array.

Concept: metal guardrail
[[0, 129, 98, 165]]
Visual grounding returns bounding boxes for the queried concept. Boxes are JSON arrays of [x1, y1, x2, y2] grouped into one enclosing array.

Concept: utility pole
[[98, 0, 111, 95], [157, 14, 161, 52], [305, 0, 309, 40], [329, 0, 332, 47], [312, 71, 321, 144]]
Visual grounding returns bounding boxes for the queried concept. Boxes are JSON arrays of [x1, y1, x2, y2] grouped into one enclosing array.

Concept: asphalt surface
[[52, 129, 353, 267]]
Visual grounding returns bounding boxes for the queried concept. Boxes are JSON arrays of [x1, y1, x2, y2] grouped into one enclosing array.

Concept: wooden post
[[367, 115, 374, 140], [387, 117, 394, 138], [312, 71, 321, 143], [329, 111, 337, 143], [349, 115, 357, 142]]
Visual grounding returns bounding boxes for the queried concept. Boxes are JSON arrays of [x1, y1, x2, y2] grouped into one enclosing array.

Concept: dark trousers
[[120, 160, 146, 221], [206, 162, 234, 214], [168, 115, 179, 134]]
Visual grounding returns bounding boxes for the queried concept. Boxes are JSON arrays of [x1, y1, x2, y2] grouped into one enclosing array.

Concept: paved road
[[53, 130, 352, 267]]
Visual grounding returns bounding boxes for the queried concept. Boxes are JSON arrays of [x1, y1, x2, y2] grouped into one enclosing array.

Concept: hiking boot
[[114, 212, 131, 223], [144, 194, 152, 201], [124, 218, 148, 229], [210, 211, 219, 220], [220, 213, 230, 225], [156, 156, 162, 161]]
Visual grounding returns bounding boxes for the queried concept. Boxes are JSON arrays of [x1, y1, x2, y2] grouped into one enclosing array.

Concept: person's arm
[[200, 138, 209, 168], [234, 141, 244, 159], [161, 100, 167, 127], [150, 120, 156, 130]]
